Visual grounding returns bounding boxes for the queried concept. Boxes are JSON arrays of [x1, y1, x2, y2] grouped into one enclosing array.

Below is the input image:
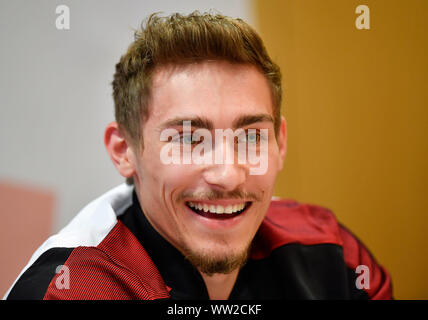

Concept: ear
[[104, 122, 136, 179], [277, 115, 287, 170]]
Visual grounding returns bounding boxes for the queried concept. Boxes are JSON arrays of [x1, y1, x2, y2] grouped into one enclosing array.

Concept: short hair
[[112, 11, 282, 150]]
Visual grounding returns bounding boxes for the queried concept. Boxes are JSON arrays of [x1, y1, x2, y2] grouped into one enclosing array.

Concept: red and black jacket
[[5, 189, 393, 300]]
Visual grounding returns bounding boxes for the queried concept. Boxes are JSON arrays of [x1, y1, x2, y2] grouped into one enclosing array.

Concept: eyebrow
[[159, 116, 214, 131], [232, 114, 274, 129], [159, 113, 274, 131]]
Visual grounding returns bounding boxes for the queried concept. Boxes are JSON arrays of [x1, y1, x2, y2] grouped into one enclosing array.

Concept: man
[[5, 12, 392, 300]]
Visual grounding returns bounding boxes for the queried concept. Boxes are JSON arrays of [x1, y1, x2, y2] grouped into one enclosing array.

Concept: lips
[[186, 201, 250, 219]]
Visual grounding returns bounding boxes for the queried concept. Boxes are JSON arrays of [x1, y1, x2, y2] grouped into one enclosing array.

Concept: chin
[[182, 239, 251, 275]]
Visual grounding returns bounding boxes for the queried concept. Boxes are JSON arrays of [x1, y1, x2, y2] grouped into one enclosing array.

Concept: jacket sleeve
[[339, 224, 393, 300], [6, 248, 74, 300]]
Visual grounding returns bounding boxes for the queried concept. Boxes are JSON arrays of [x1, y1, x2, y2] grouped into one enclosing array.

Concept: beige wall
[[254, 0, 428, 299]]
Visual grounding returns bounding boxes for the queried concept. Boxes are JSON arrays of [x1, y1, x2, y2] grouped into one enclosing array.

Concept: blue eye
[[247, 132, 259, 144], [181, 134, 199, 145], [182, 134, 192, 144], [236, 130, 262, 144]]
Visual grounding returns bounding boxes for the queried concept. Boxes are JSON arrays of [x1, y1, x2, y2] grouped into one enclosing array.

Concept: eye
[[181, 134, 190, 144], [236, 130, 262, 144], [247, 131, 260, 144], [181, 133, 199, 145]]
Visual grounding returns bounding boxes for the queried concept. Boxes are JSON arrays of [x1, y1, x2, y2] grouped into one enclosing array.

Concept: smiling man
[[5, 12, 392, 300], [111, 60, 282, 299]]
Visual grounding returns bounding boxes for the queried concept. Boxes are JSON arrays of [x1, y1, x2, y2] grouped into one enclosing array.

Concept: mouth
[[185, 201, 251, 220]]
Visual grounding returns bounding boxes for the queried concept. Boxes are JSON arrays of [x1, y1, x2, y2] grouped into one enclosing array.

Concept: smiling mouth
[[186, 201, 251, 219]]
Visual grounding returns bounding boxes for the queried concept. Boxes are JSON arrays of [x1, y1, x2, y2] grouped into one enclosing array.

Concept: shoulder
[[6, 247, 74, 300], [6, 244, 134, 300], [253, 199, 393, 299], [337, 223, 393, 299], [255, 199, 343, 251], [4, 184, 171, 300], [6, 221, 169, 300]]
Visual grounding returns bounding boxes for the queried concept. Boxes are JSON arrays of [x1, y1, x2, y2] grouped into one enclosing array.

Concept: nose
[[200, 132, 248, 191], [202, 162, 247, 191]]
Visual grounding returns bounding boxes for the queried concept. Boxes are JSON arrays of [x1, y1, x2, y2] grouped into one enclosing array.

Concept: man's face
[[130, 61, 286, 274]]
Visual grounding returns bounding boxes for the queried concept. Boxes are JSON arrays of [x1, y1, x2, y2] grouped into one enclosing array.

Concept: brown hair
[[111, 11, 282, 150]]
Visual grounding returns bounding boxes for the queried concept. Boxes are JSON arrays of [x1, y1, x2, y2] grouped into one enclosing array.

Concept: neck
[[200, 269, 239, 300]]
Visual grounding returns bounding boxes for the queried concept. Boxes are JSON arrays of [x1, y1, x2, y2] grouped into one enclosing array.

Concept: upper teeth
[[187, 202, 246, 214]]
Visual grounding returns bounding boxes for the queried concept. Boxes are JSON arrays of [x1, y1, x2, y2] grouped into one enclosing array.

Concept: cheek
[[136, 137, 197, 198], [163, 168, 196, 205], [257, 146, 282, 181], [138, 158, 197, 202], [246, 148, 281, 199]]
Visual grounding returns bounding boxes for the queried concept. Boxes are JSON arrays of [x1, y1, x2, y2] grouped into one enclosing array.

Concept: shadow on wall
[[0, 180, 55, 296]]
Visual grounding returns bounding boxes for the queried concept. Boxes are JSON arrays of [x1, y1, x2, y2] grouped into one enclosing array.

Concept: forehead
[[146, 61, 274, 125]]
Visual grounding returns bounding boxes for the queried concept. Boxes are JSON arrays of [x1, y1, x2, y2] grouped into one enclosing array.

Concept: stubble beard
[[182, 241, 252, 277]]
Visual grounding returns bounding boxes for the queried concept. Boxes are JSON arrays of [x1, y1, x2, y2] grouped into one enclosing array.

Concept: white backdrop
[[0, 0, 252, 231]]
